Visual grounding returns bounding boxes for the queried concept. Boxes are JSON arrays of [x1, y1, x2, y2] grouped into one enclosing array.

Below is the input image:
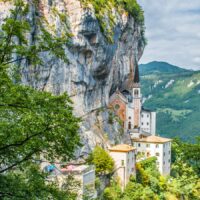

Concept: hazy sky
[[137, 0, 200, 70]]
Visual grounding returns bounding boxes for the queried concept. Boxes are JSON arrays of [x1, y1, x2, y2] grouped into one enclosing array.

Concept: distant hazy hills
[[139, 61, 200, 142]]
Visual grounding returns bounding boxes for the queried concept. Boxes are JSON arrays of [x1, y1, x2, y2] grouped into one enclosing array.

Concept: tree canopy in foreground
[[0, 1, 80, 199]]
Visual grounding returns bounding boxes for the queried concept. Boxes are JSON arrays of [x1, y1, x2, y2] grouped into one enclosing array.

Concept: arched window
[[134, 89, 139, 97], [114, 104, 120, 110], [128, 122, 131, 130]]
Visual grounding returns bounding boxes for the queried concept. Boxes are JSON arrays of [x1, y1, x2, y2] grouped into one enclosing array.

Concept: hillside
[[140, 61, 200, 142]]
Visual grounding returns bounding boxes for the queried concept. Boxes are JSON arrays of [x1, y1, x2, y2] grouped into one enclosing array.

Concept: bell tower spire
[[133, 63, 140, 83], [132, 63, 141, 128]]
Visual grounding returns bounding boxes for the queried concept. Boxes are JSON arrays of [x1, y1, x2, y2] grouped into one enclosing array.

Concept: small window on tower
[[129, 116, 131, 119], [134, 89, 139, 97]]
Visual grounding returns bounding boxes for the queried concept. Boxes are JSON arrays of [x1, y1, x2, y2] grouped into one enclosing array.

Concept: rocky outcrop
[[0, 0, 145, 156]]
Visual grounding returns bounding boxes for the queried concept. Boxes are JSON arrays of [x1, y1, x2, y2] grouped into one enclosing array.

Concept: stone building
[[42, 163, 96, 200], [61, 165, 97, 199]]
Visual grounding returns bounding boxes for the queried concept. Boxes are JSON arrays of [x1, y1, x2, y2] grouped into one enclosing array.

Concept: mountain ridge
[[139, 61, 200, 142], [139, 61, 196, 75]]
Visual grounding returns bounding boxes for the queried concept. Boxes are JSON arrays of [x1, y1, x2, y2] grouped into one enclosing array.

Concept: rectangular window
[[146, 144, 150, 148], [168, 159, 170, 163], [169, 150, 171, 154], [156, 144, 159, 148], [156, 152, 160, 157], [164, 152, 165, 156], [121, 160, 124, 166], [138, 143, 141, 147]]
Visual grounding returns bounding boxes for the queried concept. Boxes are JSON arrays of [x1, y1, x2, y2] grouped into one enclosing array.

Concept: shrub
[[108, 112, 114, 124], [103, 180, 122, 200], [87, 146, 114, 175]]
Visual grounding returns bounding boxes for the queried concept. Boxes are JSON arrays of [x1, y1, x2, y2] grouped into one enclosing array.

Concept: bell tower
[[132, 63, 141, 128]]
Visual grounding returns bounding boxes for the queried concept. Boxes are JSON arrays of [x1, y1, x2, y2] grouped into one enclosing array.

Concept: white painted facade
[[122, 86, 156, 135], [133, 141, 171, 175], [109, 145, 136, 190], [141, 110, 156, 135], [126, 103, 134, 130]]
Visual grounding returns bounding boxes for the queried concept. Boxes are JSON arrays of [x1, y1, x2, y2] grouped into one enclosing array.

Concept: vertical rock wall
[[0, 0, 145, 155]]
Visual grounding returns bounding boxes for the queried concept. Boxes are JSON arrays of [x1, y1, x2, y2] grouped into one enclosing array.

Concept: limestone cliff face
[[0, 0, 145, 155]]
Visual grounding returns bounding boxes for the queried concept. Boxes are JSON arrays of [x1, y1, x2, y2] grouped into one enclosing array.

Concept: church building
[[109, 64, 156, 136], [109, 63, 172, 176]]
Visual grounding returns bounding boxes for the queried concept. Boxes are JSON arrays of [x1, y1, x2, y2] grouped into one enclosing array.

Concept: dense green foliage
[[169, 138, 200, 199], [0, 1, 80, 199], [102, 140, 200, 200], [140, 61, 200, 141], [81, 0, 145, 43], [87, 146, 114, 175], [103, 179, 122, 200]]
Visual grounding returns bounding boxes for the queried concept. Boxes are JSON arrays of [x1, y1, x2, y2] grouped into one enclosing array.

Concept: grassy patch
[[157, 108, 192, 122]]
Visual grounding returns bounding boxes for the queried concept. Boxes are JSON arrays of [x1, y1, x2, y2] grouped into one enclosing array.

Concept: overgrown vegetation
[[108, 111, 114, 124], [103, 179, 122, 200], [81, 0, 145, 43]]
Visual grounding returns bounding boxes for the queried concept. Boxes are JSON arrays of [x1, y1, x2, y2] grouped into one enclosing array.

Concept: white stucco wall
[[134, 141, 171, 176], [110, 150, 136, 190], [150, 112, 156, 135], [140, 111, 156, 135], [162, 142, 171, 175], [140, 111, 151, 133]]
